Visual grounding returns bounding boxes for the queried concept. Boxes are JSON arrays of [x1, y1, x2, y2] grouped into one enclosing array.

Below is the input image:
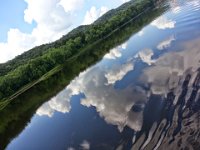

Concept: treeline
[[0, 0, 163, 100], [0, 0, 155, 76], [0, 5, 167, 148]]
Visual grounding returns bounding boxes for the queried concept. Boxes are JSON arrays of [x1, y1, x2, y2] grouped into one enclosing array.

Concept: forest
[[0, 0, 163, 101], [0, 3, 167, 148]]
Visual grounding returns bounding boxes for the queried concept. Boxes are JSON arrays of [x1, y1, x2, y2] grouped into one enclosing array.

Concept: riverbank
[[0, 0, 165, 104]]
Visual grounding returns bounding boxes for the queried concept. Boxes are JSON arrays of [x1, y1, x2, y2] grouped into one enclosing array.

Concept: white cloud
[[36, 103, 54, 117], [105, 62, 134, 85], [82, 6, 108, 25], [0, 0, 131, 63], [122, 0, 130, 3], [0, 29, 36, 63], [121, 43, 127, 49], [67, 147, 75, 150], [24, 0, 74, 34], [59, 0, 84, 12], [36, 89, 72, 117], [187, 0, 200, 10], [80, 77, 146, 132], [104, 48, 122, 60], [49, 96, 71, 114], [36, 53, 146, 132], [24, 0, 75, 41], [141, 38, 200, 96], [37, 38, 200, 133], [137, 48, 155, 65], [172, 6, 181, 14], [151, 16, 176, 30], [170, 0, 182, 14], [0, 0, 75, 63], [104, 42, 127, 60], [80, 140, 90, 150], [82, 0, 128, 25], [157, 35, 175, 50], [138, 30, 144, 36]]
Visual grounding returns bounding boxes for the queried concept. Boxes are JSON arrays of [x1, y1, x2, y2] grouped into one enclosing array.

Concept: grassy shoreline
[[0, 0, 159, 101], [0, 6, 157, 107], [0, 0, 167, 108], [0, 4, 168, 148]]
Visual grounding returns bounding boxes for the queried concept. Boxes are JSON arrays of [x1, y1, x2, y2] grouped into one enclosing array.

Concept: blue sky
[[0, 0, 35, 42], [0, 0, 128, 63]]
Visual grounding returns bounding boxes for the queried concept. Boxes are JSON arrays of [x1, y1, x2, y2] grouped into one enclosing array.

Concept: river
[[1, 0, 200, 150]]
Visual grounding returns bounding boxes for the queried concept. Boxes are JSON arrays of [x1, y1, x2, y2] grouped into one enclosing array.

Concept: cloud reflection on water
[[136, 48, 155, 65], [141, 38, 200, 97], [37, 36, 200, 136], [37, 47, 148, 132], [151, 16, 176, 30], [104, 42, 127, 60], [157, 35, 175, 50]]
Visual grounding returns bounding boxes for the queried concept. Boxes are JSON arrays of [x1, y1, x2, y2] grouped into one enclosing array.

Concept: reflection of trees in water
[[0, 5, 166, 150]]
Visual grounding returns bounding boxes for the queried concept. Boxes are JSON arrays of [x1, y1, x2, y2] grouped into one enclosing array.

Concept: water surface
[[2, 0, 200, 149]]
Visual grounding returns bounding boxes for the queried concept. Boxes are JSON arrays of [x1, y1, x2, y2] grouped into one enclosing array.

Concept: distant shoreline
[[0, 0, 164, 104]]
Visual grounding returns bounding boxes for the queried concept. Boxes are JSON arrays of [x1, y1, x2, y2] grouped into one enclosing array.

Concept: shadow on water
[[130, 69, 200, 150], [0, 4, 168, 150]]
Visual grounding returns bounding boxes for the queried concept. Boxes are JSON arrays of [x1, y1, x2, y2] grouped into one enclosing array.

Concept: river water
[[3, 0, 200, 149]]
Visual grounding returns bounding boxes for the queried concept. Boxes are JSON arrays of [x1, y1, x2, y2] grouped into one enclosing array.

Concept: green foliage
[[0, 0, 165, 101], [0, 3, 166, 148]]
